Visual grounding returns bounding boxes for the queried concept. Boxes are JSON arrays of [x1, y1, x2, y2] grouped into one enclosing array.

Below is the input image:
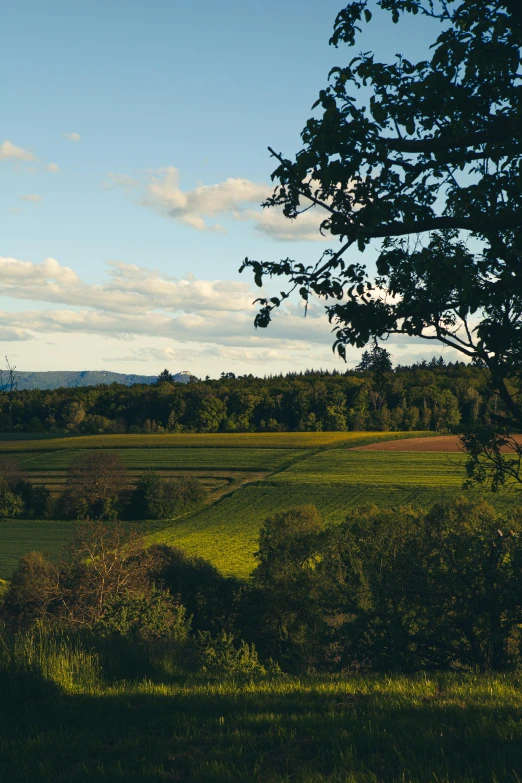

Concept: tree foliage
[[0, 361, 503, 437], [63, 451, 126, 520], [240, 0, 522, 484], [130, 473, 206, 520]]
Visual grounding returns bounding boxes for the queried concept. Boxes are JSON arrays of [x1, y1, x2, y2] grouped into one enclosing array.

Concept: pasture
[[1, 430, 520, 580]]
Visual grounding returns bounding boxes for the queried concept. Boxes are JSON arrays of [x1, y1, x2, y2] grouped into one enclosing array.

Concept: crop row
[[0, 430, 433, 453], [17, 448, 306, 472], [275, 450, 469, 486]]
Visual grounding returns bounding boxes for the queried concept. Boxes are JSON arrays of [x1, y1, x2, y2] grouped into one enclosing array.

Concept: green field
[[18, 447, 307, 472], [0, 430, 433, 453], [1, 429, 520, 581], [150, 444, 521, 578], [276, 450, 468, 486], [0, 520, 77, 578]]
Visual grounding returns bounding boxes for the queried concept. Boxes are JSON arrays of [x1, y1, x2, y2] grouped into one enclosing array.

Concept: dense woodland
[[0, 356, 510, 435]]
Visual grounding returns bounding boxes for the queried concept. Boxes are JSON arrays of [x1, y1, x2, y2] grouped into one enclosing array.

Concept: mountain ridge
[[6, 370, 192, 391]]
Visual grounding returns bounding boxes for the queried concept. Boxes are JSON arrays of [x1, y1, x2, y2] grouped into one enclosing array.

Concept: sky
[[1, 0, 452, 378]]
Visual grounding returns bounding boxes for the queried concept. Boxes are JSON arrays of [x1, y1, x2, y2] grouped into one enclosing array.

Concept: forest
[[0, 355, 501, 435]]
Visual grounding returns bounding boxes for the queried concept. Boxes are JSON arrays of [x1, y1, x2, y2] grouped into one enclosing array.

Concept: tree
[[130, 472, 206, 520], [252, 506, 327, 669], [355, 345, 392, 374], [63, 451, 126, 519], [2, 521, 172, 632], [157, 369, 175, 384], [0, 477, 24, 517], [0, 356, 19, 394], [241, 0, 522, 485]]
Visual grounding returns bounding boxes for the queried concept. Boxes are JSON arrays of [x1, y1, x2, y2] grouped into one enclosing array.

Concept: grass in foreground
[[2, 667, 522, 782]]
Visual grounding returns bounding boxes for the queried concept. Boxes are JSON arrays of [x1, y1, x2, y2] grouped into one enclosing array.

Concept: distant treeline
[[0, 358, 506, 434]]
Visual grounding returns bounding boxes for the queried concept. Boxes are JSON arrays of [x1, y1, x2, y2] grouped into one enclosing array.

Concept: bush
[[13, 480, 53, 518], [2, 521, 162, 631], [251, 505, 327, 672], [153, 545, 244, 634], [130, 473, 206, 520], [195, 631, 266, 676], [93, 588, 190, 643], [250, 498, 522, 673], [0, 477, 24, 517], [62, 451, 126, 519]]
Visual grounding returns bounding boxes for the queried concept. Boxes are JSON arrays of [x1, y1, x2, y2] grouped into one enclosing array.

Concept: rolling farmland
[[1, 430, 520, 580]]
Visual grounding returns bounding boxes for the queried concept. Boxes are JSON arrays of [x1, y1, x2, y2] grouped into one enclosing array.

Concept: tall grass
[[2, 627, 522, 781], [0, 627, 101, 703]]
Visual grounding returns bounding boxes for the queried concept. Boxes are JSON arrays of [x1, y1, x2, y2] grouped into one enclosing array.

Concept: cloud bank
[[0, 255, 330, 349], [0, 255, 456, 374]]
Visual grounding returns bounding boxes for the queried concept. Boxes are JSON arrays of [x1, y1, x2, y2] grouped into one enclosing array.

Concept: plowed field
[[355, 434, 522, 451]]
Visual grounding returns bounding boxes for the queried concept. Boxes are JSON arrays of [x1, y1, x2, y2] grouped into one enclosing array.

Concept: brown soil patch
[[354, 435, 522, 452]]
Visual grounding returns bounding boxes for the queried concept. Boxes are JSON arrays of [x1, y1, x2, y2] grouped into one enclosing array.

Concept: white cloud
[[0, 325, 30, 341], [0, 257, 255, 315], [243, 207, 328, 242], [64, 132, 81, 142], [142, 167, 269, 232], [3, 255, 453, 375], [0, 255, 335, 360], [105, 173, 139, 190], [45, 163, 60, 173], [110, 166, 331, 241], [0, 256, 458, 374], [18, 194, 41, 202], [0, 140, 35, 162]]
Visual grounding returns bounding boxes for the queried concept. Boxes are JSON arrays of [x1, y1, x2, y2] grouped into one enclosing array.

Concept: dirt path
[[354, 434, 522, 452]]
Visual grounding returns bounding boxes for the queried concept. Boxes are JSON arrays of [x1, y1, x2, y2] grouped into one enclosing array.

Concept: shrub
[[195, 630, 265, 676], [93, 588, 190, 643], [153, 545, 244, 634], [13, 479, 53, 518], [0, 477, 24, 517], [250, 499, 522, 673], [63, 451, 126, 519], [130, 473, 206, 520]]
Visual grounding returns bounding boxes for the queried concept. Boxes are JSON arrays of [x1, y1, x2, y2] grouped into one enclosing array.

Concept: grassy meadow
[[2, 629, 522, 783], [1, 429, 521, 580]]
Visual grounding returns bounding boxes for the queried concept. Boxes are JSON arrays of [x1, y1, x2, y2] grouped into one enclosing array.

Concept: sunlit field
[[1, 430, 521, 581]]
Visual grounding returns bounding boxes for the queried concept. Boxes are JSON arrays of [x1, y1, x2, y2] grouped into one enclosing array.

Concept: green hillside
[[1, 430, 520, 581], [150, 449, 519, 578]]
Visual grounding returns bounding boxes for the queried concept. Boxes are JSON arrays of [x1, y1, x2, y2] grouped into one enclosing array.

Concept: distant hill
[[12, 370, 192, 391]]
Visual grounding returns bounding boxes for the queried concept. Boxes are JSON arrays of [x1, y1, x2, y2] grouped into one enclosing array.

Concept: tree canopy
[[241, 0, 522, 448]]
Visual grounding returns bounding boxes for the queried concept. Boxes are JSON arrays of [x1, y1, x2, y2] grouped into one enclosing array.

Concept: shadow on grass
[[2, 678, 522, 782]]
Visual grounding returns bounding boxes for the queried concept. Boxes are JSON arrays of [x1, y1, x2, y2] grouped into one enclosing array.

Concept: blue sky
[[1, 0, 446, 377]]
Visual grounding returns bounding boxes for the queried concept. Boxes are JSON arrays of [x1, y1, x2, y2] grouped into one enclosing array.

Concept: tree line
[[0, 356, 508, 435], [3, 496, 522, 674]]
